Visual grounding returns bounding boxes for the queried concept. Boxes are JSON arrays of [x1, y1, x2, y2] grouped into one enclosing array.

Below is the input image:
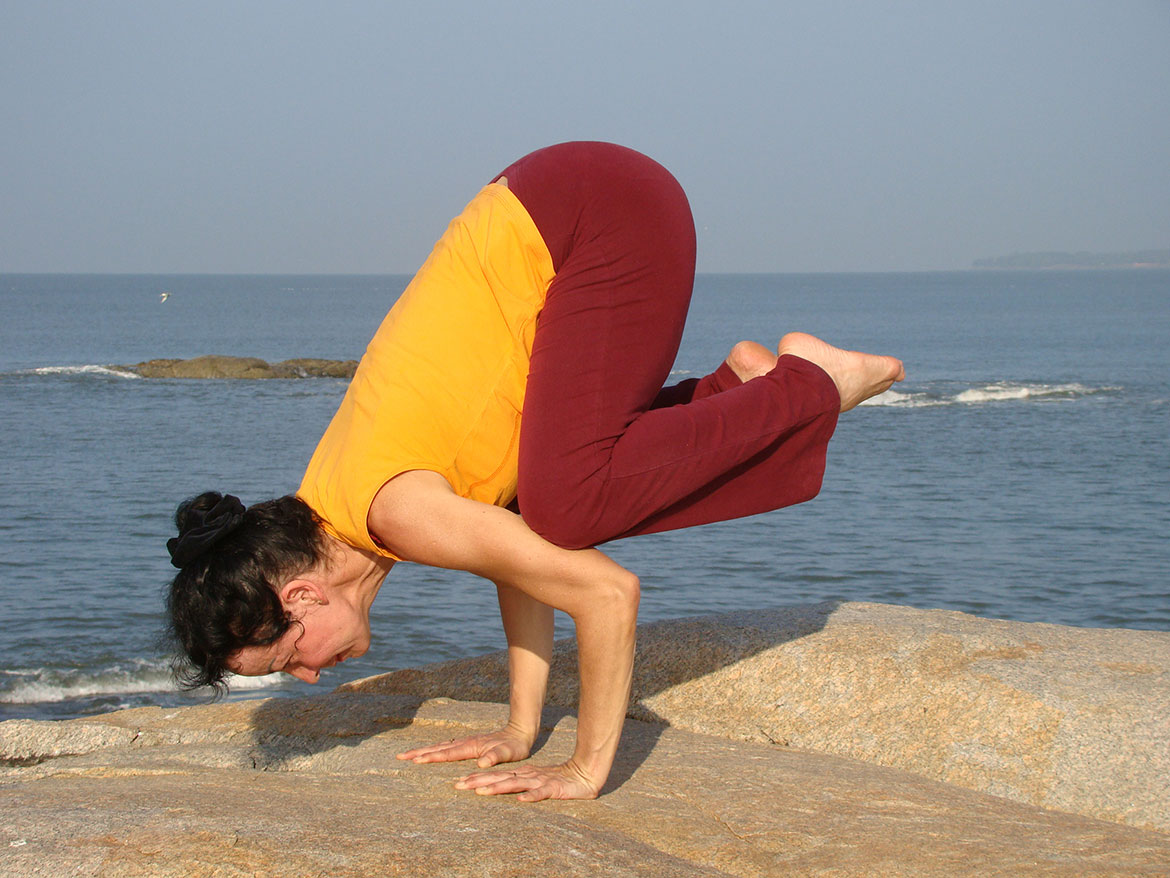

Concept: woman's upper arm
[[368, 470, 635, 615], [370, 470, 534, 573]]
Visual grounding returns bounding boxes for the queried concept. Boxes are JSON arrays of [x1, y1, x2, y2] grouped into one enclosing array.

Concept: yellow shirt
[[297, 183, 556, 556]]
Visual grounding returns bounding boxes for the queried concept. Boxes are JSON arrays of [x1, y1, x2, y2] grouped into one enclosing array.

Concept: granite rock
[[3, 694, 1169, 877], [344, 601, 1170, 832], [3, 603, 1168, 876]]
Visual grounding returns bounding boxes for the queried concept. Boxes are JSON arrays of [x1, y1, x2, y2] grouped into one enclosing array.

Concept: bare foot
[[777, 332, 905, 412], [726, 340, 778, 382]]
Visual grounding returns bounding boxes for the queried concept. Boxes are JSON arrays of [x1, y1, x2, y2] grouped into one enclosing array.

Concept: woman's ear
[[279, 578, 328, 609]]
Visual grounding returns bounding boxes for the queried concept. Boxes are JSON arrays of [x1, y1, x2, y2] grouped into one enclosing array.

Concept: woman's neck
[[322, 534, 395, 611]]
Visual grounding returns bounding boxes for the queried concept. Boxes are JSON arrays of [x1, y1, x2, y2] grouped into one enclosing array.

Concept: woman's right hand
[[396, 723, 535, 769]]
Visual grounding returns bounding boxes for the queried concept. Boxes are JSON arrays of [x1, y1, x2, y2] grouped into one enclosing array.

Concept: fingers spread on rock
[[517, 784, 554, 803], [457, 769, 524, 795]]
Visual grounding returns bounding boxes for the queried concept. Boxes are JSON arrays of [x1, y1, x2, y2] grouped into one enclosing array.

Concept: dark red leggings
[[495, 142, 840, 549]]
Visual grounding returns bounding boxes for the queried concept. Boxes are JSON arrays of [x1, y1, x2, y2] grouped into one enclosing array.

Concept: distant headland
[[973, 250, 1170, 269]]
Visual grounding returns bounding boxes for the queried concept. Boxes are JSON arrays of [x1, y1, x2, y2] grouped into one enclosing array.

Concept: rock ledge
[[2, 602, 1168, 877]]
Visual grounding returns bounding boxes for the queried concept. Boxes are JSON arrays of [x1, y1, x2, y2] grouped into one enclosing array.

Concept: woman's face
[[228, 597, 371, 684]]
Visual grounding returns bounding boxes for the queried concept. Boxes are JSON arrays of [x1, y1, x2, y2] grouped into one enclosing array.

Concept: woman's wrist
[[562, 753, 607, 796], [503, 715, 539, 748]]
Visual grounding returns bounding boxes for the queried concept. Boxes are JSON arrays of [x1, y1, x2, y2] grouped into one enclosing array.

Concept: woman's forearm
[[495, 583, 554, 741], [371, 471, 642, 797], [566, 566, 639, 784]]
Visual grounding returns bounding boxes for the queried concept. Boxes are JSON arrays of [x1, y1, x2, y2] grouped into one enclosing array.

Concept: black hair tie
[[167, 494, 247, 568]]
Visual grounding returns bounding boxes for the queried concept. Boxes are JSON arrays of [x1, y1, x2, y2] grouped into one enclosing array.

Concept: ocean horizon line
[[5, 266, 1169, 280]]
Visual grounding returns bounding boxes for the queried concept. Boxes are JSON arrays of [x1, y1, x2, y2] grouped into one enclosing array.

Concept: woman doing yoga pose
[[166, 142, 904, 801]]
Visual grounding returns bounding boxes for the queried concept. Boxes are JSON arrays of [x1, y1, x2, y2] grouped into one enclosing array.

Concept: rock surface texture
[[351, 602, 1170, 833], [2, 603, 1168, 877]]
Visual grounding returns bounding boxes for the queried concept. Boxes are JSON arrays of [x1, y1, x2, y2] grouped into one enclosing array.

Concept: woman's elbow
[[617, 569, 641, 610], [561, 566, 640, 624], [599, 569, 640, 620]]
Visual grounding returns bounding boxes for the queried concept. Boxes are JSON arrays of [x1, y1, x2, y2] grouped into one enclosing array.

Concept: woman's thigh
[[501, 143, 698, 536]]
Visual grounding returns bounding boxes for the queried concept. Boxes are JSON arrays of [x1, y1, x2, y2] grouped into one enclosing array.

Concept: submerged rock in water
[[3, 603, 1169, 877], [117, 355, 358, 379]]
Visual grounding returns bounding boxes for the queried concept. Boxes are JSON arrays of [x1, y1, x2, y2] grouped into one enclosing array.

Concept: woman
[[167, 142, 903, 802]]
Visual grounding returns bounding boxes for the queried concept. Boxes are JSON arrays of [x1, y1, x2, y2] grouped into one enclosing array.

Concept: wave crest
[[0, 662, 286, 704], [23, 364, 140, 379], [861, 382, 1118, 408]]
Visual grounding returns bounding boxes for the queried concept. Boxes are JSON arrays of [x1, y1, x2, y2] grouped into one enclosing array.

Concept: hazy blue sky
[[2, 1, 1167, 273]]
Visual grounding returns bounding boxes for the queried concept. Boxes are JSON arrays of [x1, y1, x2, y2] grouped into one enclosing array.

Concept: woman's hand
[[454, 759, 600, 802], [397, 724, 534, 769]]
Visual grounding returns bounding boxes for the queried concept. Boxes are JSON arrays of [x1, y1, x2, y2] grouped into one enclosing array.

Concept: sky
[[1, 1, 1167, 273]]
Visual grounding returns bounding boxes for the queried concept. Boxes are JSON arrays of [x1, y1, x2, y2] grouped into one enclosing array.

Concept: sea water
[[1, 270, 1167, 721]]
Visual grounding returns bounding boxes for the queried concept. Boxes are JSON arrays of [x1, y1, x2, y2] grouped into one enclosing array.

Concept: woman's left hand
[[396, 725, 534, 768], [454, 759, 601, 802]]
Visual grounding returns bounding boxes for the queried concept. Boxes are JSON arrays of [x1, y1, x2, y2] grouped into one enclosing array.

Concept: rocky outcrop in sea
[[115, 355, 358, 379]]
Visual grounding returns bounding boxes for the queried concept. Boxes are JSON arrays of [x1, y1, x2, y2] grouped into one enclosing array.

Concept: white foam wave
[[26, 364, 140, 379], [860, 382, 1118, 408], [226, 672, 289, 691], [859, 389, 930, 408], [954, 382, 1102, 403], [0, 664, 285, 704]]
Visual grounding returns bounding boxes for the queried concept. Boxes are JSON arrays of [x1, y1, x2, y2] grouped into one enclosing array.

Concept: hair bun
[[168, 493, 247, 568]]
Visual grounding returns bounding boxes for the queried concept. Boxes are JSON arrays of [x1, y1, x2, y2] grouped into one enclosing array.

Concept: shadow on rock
[[245, 691, 424, 771], [325, 600, 843, 790]]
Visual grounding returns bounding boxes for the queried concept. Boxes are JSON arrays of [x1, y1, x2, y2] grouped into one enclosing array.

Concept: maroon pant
[[496, 142, 840, 549]]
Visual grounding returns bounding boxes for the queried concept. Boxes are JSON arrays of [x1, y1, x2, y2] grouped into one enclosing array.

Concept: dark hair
[[165, 492, 328, 693]]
